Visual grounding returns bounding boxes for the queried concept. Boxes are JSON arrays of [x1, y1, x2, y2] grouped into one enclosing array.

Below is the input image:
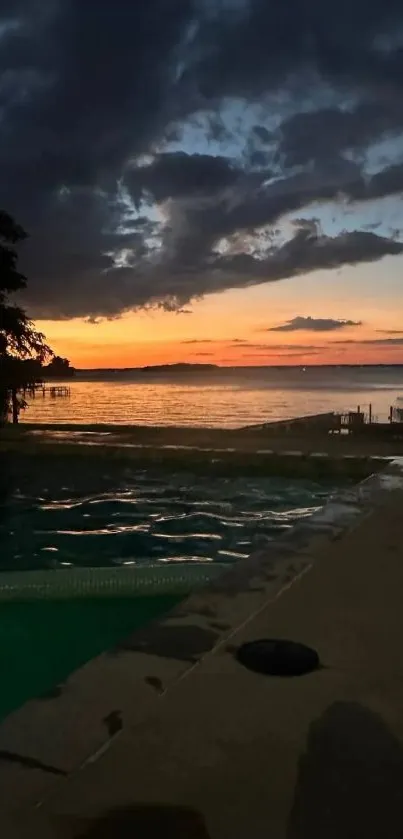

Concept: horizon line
[[71, 362, 403, 371]]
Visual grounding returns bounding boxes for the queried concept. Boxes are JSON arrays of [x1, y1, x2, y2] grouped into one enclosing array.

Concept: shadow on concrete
[[115, 623, 218, 662], [74, 803, 211, 838], [288, 700, 403, 839]]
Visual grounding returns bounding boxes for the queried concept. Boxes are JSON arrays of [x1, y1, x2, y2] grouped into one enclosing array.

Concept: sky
[[1, 0, 403, 367]]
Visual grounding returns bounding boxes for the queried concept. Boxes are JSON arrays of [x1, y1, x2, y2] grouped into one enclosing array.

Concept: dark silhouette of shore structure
[[23, 384, 71, 399], [244, 405, 403, 440]]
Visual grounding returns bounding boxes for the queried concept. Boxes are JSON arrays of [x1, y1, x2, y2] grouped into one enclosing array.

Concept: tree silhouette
[[44, 355, 74, 378], [0, 210, 53, 423]]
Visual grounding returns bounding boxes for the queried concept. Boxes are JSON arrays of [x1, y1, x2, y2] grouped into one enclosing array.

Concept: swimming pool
[[0, 460, 343, 719], [1, 465, 338, 570]]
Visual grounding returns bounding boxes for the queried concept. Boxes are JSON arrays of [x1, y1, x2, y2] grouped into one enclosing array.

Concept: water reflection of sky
[[21, 370, 403, 427]]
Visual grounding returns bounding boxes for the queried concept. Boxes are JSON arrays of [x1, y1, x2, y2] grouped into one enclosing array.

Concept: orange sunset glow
[[35, 259, 403, 369], [4, 0, 403, 378]]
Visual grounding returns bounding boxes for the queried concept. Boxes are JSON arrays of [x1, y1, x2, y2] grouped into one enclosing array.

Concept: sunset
[[0, 2, 402, 371], [36, 253, 403, 368], [2, 4, 403, 825]]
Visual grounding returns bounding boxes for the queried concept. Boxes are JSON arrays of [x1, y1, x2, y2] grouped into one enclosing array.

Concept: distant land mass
[[142, 363, 218, 372], [75, 363, 403, 374], [77, 363, 219, 374]]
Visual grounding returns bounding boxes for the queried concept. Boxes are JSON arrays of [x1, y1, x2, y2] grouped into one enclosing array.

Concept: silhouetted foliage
[[44, 355, 75, 378], [0, 210, 53, 423]]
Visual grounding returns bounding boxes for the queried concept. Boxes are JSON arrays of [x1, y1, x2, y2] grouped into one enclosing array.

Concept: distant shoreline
[[73, 363, 403, 374]]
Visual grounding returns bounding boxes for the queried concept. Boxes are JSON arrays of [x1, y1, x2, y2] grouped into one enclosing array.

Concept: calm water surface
[[21, 367, 403, 427]]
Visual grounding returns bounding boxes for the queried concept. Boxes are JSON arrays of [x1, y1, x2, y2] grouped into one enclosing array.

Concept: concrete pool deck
[[1, 456, 403, 836], [1, 422, 401, 483], [5, 419, 403, 457]]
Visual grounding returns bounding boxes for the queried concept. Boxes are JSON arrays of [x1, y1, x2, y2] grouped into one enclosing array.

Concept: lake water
[[21, 367, 403, 428]]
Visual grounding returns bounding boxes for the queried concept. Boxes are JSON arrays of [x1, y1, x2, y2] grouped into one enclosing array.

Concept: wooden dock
[[243, 406, 403, 440], [242, 412, 339, 433], [23, 385, 71, 398]]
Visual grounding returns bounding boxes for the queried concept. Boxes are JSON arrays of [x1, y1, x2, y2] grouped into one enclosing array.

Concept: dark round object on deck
[[235, 638, 320, 677]]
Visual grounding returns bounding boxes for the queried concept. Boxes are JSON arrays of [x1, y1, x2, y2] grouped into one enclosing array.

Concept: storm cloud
[[276, 103, 403, 169], [268, 316, 363, 333], [125, 152, 243, 204], [1, 0, 403, 319]]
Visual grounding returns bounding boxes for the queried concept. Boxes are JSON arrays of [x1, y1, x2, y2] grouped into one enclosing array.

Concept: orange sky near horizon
[[35, 333, 403, 368], [34, 258, 403, 368]]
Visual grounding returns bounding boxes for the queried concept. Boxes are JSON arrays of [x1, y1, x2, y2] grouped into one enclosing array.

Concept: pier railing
[[242, 412, 339, 433], [23, 385, 71, 398], [243, 406, 403, 438]]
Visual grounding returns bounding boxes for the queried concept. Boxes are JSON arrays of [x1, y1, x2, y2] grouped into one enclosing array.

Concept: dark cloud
[[241, 350, 322, 358], [181, 338, 326, 350], [183, 160, 403, 254], [268, 316, 362, 333], [229, 341, 325, 350], [204, 228, 403, 291], [252, 125, 272, 144], [125, 152, 242, 205], [334, 337, 403, 345], [276, 103, 403, 168], [366, 164, 403, 201], [183, 0, 403, 104], [233, 343, 274, 350], [376, 329, 403, 335], [0, 0, 403, 319], [180, 338, 214, 344], [364, 222, 382, 231], [191, 160, 362, 245]]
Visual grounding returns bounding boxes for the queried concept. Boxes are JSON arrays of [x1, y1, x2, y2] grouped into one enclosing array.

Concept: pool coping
[[1, 453, 403, 815]]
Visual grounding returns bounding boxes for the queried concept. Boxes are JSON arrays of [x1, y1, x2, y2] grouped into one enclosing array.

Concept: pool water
[[0, 463, 342, 720], [0, 595, 182, 721], [1, 467, 337, 570]]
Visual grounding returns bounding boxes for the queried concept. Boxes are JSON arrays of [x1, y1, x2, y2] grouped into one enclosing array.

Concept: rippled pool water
[[2, 469, 339, 571], [0, 464, 344, 720]]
